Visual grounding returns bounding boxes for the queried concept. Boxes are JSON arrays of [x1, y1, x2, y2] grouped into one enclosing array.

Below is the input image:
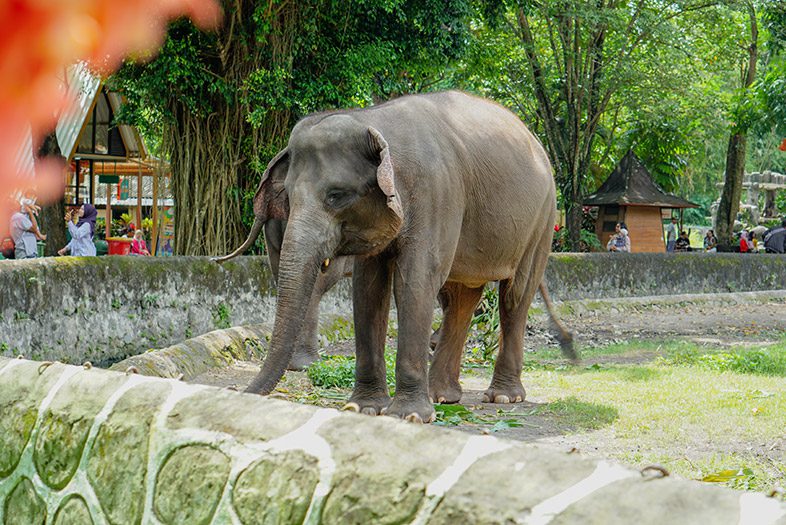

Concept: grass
[[305, 331, 786, 496], [521, 338, 786, 495]]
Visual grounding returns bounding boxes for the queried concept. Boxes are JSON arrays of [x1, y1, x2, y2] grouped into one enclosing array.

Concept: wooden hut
[[583, 151, 698, 253]]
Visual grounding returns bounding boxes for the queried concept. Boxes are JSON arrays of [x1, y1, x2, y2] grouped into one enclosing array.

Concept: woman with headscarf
[[58, 204, 97, 256]]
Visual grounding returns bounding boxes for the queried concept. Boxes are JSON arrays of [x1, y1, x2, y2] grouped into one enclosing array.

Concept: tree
[[113, 0, 471, 255], [467, 1, 723, 246], [715, 1, 759, 248]]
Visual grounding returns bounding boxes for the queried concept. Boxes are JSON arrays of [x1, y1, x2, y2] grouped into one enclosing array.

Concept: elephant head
[[233, 118, 404, 394]]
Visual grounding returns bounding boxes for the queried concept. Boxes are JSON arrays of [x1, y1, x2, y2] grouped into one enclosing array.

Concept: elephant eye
[[325, 189, 357, 209]]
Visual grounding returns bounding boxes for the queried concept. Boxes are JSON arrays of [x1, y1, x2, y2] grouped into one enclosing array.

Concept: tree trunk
[[715, 133, 747, 249], [714, 3, 757, 251], [36, 132, 67, 256], [168, 1, 298, 256]]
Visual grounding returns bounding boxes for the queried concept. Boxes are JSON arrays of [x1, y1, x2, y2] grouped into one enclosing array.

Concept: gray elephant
[[220, 220, 574, 372], [223, 91, 559, 423]]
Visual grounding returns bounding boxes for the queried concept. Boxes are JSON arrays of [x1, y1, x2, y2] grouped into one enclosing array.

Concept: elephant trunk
[[246, 214, 337, 394], [213, 217, 264, 263]]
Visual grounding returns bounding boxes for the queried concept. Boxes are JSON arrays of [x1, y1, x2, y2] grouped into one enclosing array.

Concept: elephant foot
[[428, 378, 462, 404], [483, 380, 526, 404], [381, 395, 436, 424], [343, 391, 391, 416], [286, 347, 320, 371]]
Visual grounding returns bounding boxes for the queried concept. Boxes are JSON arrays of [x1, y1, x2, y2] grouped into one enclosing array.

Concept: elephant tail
[[212, 217, 264, 264], [538, 282, 579, 363]]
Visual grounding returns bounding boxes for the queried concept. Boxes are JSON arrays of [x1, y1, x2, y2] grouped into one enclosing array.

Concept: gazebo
[[583, 151, 698, 252]]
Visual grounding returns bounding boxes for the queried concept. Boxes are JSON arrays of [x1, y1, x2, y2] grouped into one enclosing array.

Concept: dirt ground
[[190, 294, 786, 439]]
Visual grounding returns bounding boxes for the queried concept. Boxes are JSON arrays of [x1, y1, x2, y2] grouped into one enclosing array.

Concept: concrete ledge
[[1, 356, 784, 524], [109, 324, 271, 379]]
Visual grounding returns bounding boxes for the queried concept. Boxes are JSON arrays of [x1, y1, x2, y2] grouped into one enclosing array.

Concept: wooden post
[[151, 165, 159, 256], [136, 160, 143, 230], [105, 183, 112, 239]]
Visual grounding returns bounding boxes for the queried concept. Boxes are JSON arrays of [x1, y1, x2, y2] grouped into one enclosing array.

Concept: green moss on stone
[[4, 477, 46, 525], [232, 451, 320, 525], [33, 372, 124, 490], [0, 362, 65, 478], [87, 382, 170, 525], [153, 445, 230, 525], [53, 495, 94, 525]]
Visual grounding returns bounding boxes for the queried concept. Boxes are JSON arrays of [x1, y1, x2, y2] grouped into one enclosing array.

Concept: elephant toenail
[[437, 396, 446, 404], [482, 393, 491, 403], [361, 407, 377, 416], [342, 402, 360, 412], [496, 395, 511, 404], [405, 413, 423, 424], [515, 395, 523, 402]]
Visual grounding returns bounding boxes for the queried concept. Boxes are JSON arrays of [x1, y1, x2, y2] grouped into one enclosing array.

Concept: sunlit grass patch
[[533, 396, 618, 430], [661, 342, 786, 376]]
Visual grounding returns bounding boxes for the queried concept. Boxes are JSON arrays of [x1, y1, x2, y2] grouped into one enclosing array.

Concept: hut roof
[[583, 151, 698, 209]]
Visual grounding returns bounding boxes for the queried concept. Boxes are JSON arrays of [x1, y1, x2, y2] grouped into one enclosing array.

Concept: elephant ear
[[254, 148, 290, 221], [368, 127, 404, 224]]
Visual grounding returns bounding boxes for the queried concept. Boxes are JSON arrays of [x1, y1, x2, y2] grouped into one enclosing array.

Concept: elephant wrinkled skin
[[220, 91, 559, 423]]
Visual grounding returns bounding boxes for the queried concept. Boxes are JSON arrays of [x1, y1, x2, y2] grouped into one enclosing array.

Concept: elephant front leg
[[344, 255, 393, 416], [383, 265, 440, 423]]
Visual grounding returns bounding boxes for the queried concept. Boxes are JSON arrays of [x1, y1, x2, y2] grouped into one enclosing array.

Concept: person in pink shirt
[[130, 229, 151, 256]]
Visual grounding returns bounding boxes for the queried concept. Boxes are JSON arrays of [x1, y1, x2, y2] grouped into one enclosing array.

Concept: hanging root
[[539, 282, 578, 363]]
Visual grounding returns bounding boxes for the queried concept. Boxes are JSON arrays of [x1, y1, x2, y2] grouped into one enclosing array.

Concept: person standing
[[58, 204, 97, 256], [10, 209, 38, 259], [665, 217, 678, 252]]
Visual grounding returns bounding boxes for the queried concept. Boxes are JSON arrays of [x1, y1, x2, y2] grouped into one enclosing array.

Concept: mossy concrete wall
[[1, 356, 784, 525], [0, 257, 280, 366], [0, 254, 783, 365], [545, 253, 786, 301]]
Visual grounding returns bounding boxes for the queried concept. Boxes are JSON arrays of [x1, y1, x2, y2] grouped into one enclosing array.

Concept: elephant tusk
[[321, 258, 331, 272]]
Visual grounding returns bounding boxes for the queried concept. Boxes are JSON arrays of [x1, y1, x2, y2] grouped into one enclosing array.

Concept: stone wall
[[0, 257, 281, 366], [1, 356, 784, 525], [0, 254, 783, 365], [544, 252, 786, 301]]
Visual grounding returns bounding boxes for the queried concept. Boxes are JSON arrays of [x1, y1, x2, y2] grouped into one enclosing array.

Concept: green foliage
[[320, 317, 355, 345], [307, 352, 396, 391], [433, 404, 524, 432], [212, 302, 232, 329], [551, 228, 602, 253], [467, 286, 500, 363], [663, 345, 786, 376]]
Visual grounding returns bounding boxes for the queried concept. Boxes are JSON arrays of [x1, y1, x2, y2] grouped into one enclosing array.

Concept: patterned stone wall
[[1, 356, 785, 525]]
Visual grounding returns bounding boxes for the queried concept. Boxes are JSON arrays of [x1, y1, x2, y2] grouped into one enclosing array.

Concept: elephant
[[219, 91, 561, 423], [219, 220, 575, 372]]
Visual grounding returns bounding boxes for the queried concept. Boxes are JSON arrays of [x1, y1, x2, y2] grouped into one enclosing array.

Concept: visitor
[[19, 189, 46, 241], [703, 229, 717, 252], [739, 230, 751, 253], [665, 217, 678, 252], [606, 222, 631, 253], [763, 218, 786, 254], [9, 208, 38, 259], [674, 231, 691, 252], [58, 204, 97, 256], [131, 229, 150, 256]]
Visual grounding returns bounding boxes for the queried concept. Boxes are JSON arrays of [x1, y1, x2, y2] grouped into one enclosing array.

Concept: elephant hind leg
[[484, 234, 551, 404], [429, 282, 484, 404]]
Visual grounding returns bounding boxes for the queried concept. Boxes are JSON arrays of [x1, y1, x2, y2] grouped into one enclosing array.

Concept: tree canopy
[[113, 0, 786, 253]]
